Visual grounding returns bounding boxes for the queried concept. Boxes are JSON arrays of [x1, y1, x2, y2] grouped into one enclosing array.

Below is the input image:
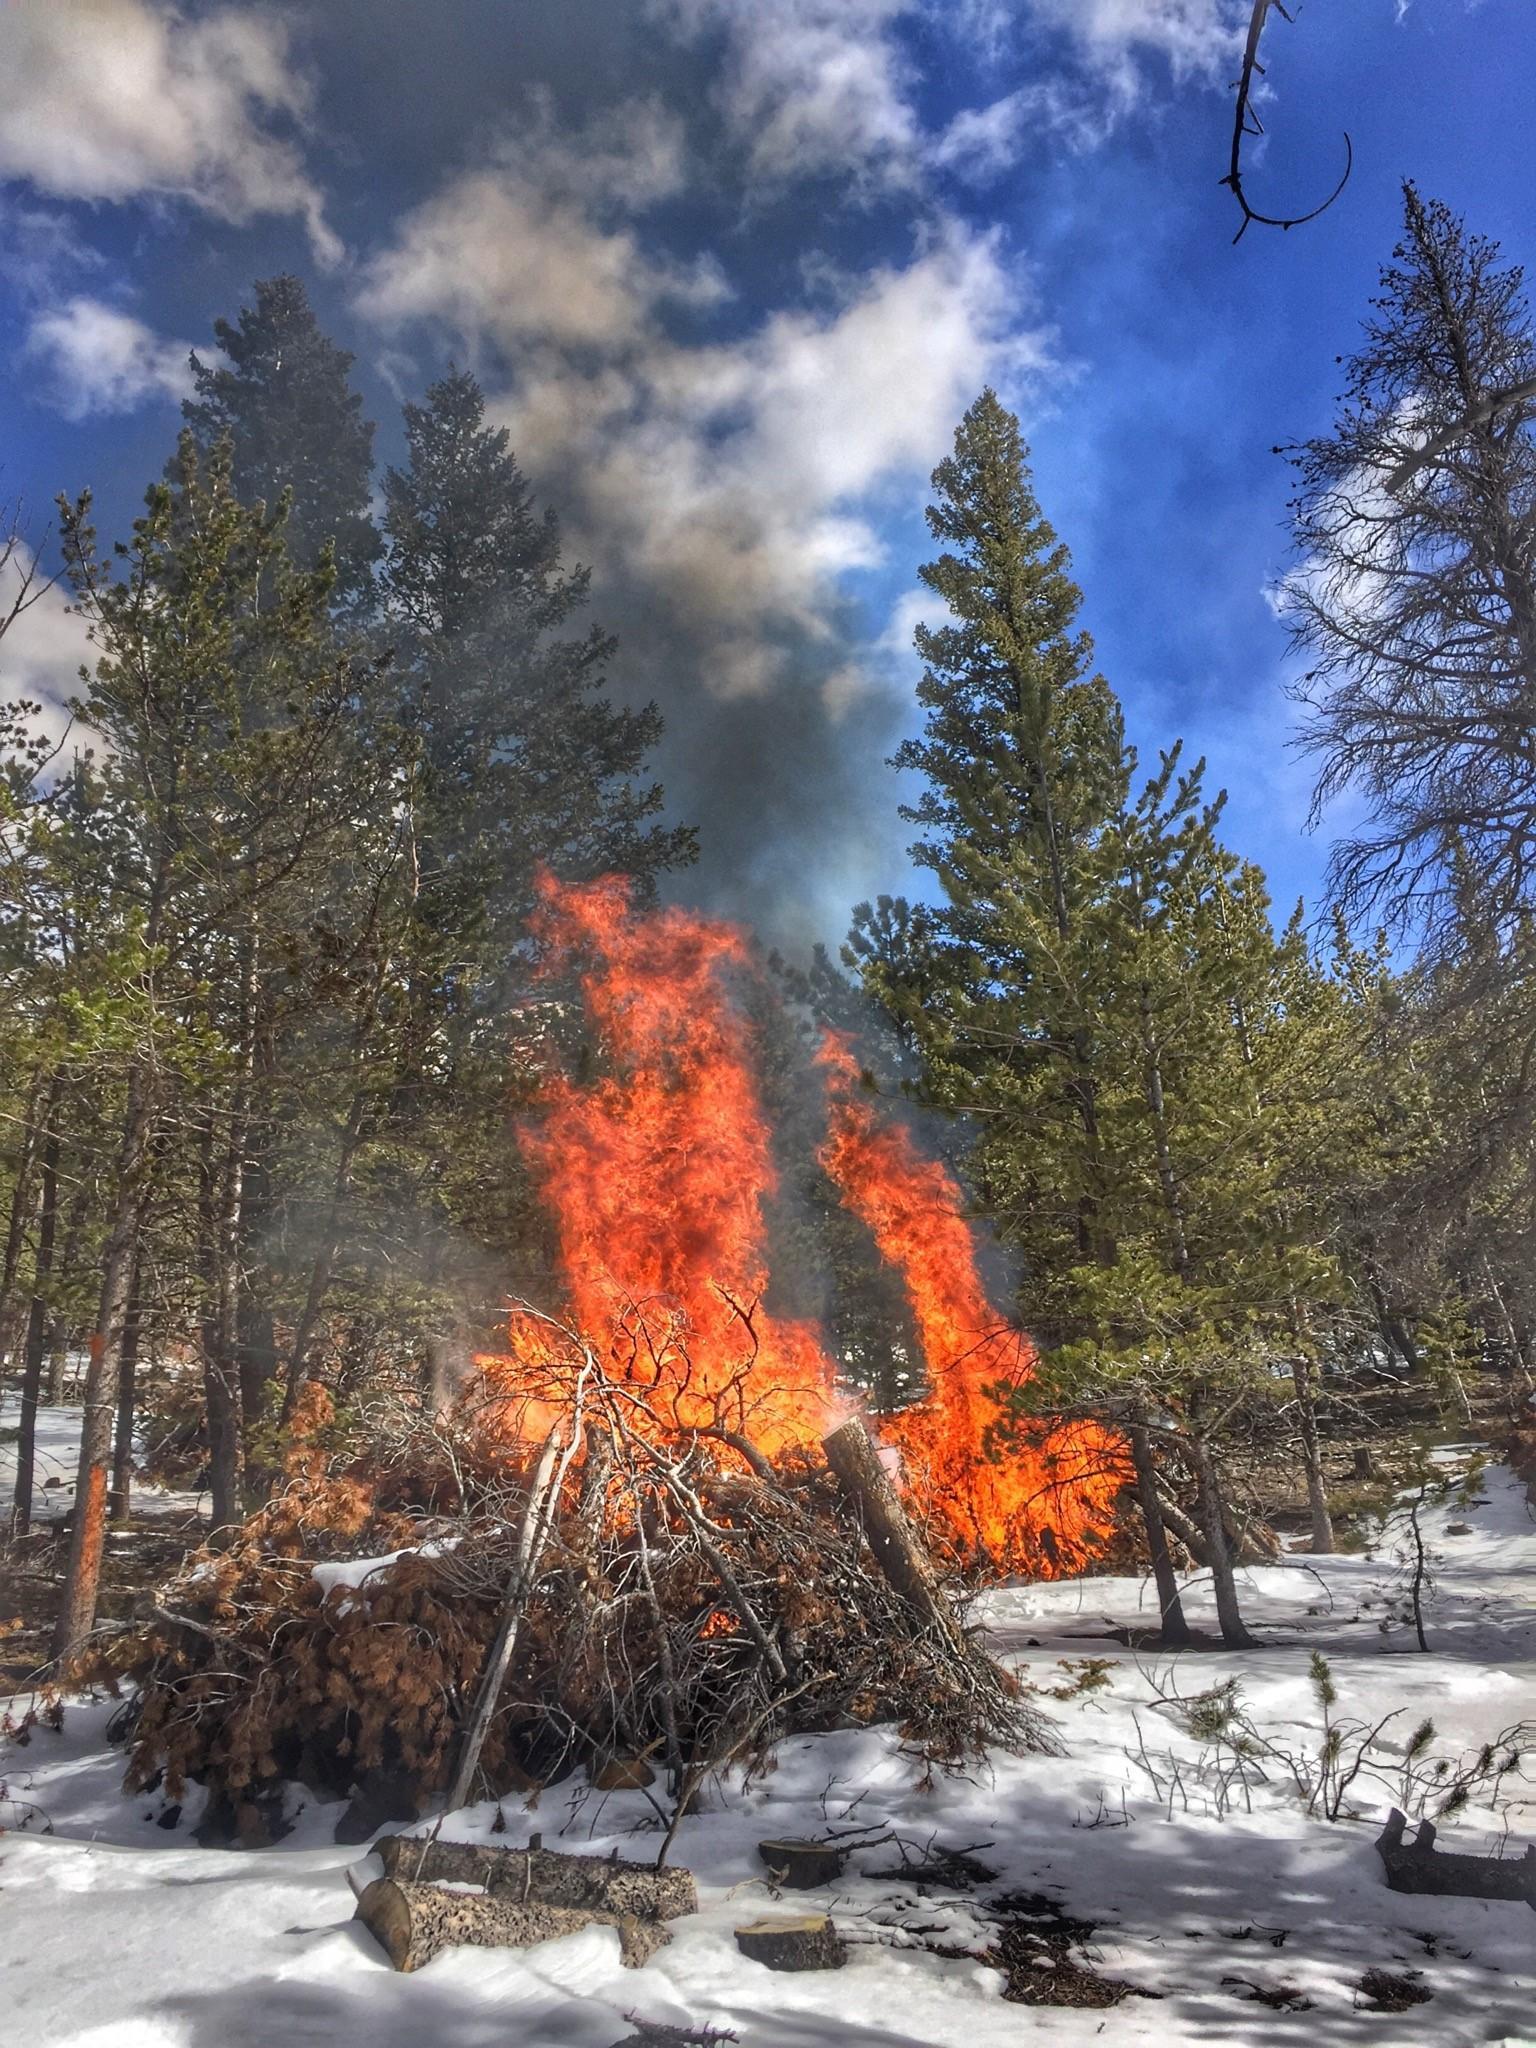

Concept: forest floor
[[0, 1391, 207, 1688], [2, 1422, 1534, 2047]]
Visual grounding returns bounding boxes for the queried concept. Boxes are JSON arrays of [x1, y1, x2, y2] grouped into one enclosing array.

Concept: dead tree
[[1287, 187, 1536, 936]]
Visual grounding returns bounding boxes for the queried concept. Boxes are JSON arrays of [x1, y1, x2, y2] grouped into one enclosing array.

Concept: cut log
[[356, 1876, 673, 1971], [735, 1913, 847, 1971], [374, 1833, 697, 1919], [1375, 1808, 1536, 1908], [757, 1837, 849, 1889], [823, 1418, 962, 1648]]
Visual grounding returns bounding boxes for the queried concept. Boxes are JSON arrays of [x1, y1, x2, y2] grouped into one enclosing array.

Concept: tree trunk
[[374, 1833, 697, 1919], [1289, 1345, 1336, 1554], [236, 1302, 280, 1499], [201, 936, 257, 1531], [1127, 1422, 1192, 1644], [1366, 1264, 1421, 1375], [446, 1423, 571, 1815], [280, 926, 397, 1426], [355, 1878, 672, 1973], [109, 1265, 144, 1522], [9, 1081, 61, 1540], [1138, 987, 1190, 1279], [734, 1916, 846, 1972], [823, 1418, 966, 1654], [0, 1069, 45, 1364], [201, 1269, 243, 1531], [235, 983, 280, 1472], [278, 1090, 369, 1425], [45, 1179, 93, 1402], [1188, 1428, 1255, 1648], [53, 1060, 158, 1660], [1480, 1258, 1529, 1389]]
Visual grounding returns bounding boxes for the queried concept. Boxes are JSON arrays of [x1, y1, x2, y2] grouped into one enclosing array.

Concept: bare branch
[[1386, 373, 1536, 495], [1222, 0, 1352, 245]]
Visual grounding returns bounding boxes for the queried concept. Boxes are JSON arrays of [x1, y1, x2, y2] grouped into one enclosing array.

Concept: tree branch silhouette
[[1222, 0, 1352, 244]]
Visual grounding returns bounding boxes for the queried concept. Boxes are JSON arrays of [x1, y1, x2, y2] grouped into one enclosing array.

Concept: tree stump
[[756, 1838, 848, 1889], [355, 1876, 672, 1971], [734, 1913, 847, 1971]]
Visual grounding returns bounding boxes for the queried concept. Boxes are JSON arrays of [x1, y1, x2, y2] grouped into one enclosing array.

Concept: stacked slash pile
[[80, 1375, 1047, 1839]]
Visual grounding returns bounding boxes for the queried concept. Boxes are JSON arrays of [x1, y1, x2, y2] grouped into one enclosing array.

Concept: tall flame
[[818, 1036, 1119, 1572], [492, 872, 1119, 1575], [514, 871, 833, 1452]]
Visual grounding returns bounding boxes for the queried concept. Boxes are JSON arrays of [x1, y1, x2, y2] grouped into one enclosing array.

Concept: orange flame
[[490, 872, 1118, 1576], [818, 1036, 1120, 1572], [510, 871, 834, 1453]]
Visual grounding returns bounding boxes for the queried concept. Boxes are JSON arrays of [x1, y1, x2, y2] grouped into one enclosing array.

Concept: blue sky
[[1, 0, 1532, 947]]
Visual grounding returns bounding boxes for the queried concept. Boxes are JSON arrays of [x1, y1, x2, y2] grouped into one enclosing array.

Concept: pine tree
[[867, 387, 1132, 1272], [853, 391, 1368, 1636], [183, 276, 381, 612], [1288, 187, 1536, 1411], [275, 370, 698, 1418], [382, 367, 693, 926], [51, 438, 396, 1647]]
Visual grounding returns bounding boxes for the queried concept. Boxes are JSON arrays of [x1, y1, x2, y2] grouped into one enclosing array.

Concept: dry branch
[[1385, 374, 1536, 495], [824, 1418, 965, 1649], [445, 1412, 577, 1814], [1222, 0, 1351, 244], [88, 1331, 1054, 1827]]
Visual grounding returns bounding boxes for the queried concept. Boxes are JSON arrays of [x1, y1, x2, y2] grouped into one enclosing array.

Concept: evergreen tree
[[51, 437, 396, 1647], [183, 276, 381, 612], [382, 367, 693, 930], [853, 391, 1367, 1636], [1288, 187, 1536, 1411], [276, 369, 698, 1416], [868, 387, 1131, 1270]]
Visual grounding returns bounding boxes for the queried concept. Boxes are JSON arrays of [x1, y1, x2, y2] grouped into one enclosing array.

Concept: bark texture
[[823, 1418, 962, 1649], [374, 1833, 697, 1920], [355, 1876, 673, 1971]]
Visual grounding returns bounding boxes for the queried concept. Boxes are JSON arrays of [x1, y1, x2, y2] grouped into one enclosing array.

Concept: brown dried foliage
[[80, 1383, 1043, 1817]]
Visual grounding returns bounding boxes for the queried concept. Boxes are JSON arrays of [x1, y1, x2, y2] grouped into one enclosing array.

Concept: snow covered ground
[[0, 1387, 208, 1527], [3, 1450, 1534, 2047], [0, 1389, 89, 1522]]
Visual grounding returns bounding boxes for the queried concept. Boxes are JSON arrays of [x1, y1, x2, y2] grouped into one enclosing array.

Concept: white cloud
[[356, 101, 717, 350], [359, 57, 1050, 708], [0, 542, 92, 752], [932, 81, 1113, 182], [0, 195, 106, 307], [1023, 0, 1249, 103], [657, 0, 922, 187], [0, 0, 339, 264], [25, 297, 193, 419], [499, 225, 1043, 701], [655, 0, 1245, 195]]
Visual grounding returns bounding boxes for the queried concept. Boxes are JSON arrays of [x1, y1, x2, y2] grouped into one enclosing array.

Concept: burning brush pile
[[85, 878, 1123, 1834]]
